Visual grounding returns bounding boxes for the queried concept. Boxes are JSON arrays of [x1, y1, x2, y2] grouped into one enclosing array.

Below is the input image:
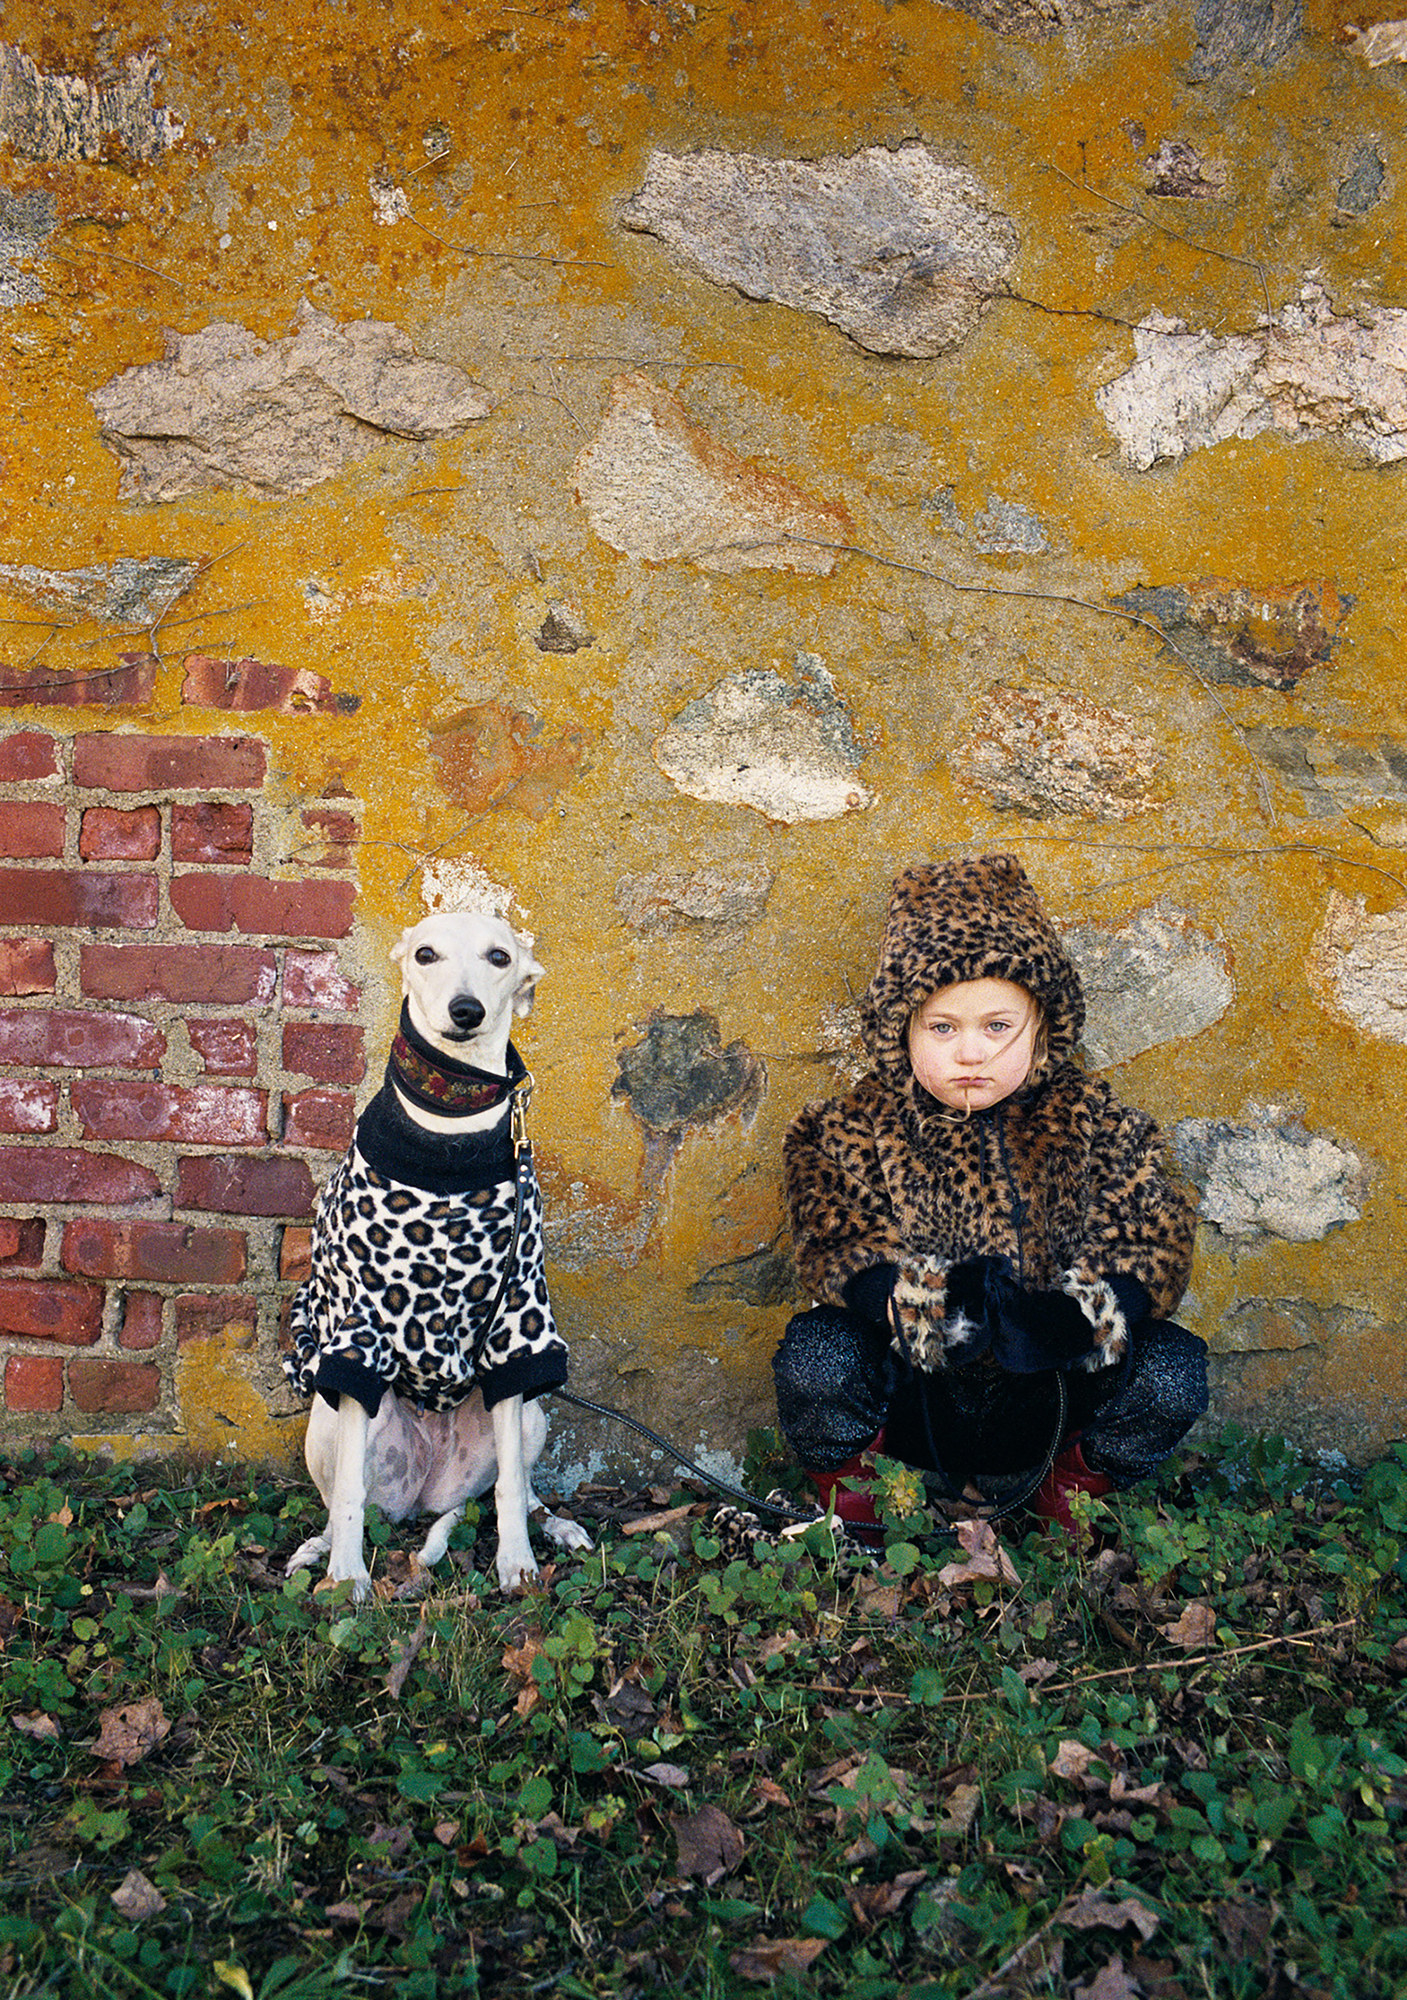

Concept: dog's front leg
[[325, 1396, 374, 1601], [490, 1393, 538, 1591]]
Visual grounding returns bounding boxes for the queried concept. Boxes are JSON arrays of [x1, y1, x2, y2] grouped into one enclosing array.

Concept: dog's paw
[[496, 1549, 541, 1593], [284, 1533, 330, 1577], [540, 1511, 593, 1554], [317, 1567, 373, 1604]]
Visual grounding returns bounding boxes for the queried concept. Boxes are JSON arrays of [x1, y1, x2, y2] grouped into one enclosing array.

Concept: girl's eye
[[988, 1020, 1011, 1034]]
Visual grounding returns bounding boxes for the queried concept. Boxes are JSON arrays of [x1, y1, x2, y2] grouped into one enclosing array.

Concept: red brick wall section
[[0, 727, 364, 1441]]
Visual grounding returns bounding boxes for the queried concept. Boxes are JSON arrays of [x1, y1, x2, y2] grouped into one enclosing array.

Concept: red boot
[[808, 1429, 888, 1544], [1034, 1439, 1113, 1539]]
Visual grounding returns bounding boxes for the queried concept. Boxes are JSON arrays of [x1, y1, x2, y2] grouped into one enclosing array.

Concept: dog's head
[[391, 911, 544, 1058]]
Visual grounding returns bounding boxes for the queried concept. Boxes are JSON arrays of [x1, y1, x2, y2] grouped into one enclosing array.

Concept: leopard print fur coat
[[784, 855, 1196, 1374]]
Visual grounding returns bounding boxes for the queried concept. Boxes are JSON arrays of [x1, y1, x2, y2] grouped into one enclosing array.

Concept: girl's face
[[907, 976, 1039, 1114]]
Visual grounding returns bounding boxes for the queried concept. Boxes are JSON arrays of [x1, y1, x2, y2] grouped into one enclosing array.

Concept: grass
[[0, 1423, 1405, 1998]]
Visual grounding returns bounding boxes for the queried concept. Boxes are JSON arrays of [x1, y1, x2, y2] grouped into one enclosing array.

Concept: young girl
[[774, 854, 1208, 1533]]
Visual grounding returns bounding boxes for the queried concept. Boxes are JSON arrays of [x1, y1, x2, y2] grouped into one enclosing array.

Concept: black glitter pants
[[772, 1306, 1208, 1491]]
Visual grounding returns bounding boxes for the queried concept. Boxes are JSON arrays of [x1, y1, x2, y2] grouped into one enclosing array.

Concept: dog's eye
[[414, 946, 440, 966], [486, 948, 512, 968]]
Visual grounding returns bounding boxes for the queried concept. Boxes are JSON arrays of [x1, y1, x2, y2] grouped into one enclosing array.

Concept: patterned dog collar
[[388, 1002, 521, 1118]]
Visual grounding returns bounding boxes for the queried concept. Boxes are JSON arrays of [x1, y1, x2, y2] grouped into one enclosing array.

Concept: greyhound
[[283, 910, 591, 1597]]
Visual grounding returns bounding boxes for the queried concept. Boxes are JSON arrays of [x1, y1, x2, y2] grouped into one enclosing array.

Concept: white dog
[[283, 910, 591, 1597]]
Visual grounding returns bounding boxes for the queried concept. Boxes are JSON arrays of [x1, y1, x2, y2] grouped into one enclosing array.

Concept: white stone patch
[[1062, 909, 1234, 1069], [1097, 284, 1407, 468], [958, 684, 1160, 822], [0, 556, 202, 626], [621, 143, 1016, 358], [371, 177, 410, 226], [1174, 1106, 1366, 1242], [1348, 20, 1407, 64], [1307, 891, 1407, 1044], [575, 371, 851, 574], [654, 656, 871, 825], [92, 301, 492, 501], [0, 44, 182, 163], [420, 860, 520, 925]]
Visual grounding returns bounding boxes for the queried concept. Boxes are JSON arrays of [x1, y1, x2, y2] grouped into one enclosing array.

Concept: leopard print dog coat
[[283, 1042, 567, 1418]]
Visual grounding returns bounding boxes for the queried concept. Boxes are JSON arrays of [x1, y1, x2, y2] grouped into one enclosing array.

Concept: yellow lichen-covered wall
[[1, 0, 1406, 1471]]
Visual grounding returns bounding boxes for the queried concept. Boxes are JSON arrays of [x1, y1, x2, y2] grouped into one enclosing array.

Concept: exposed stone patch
[[1188, 0, 1302, 81], [1307, 891, 1407, 1043], [1115, 579, 1354, 691], [1247, 724, 1407, 818], [1146, 140, 1226, 199], [1173, 1105, 1366, 1242], [0, 557, 202, 627], [653, 654, 871, 825], [535, 601, 595, 654], [91, 302, 492, 502], [1219, 1298, 1374, 1353], [419, 860, 520, 922], [1062, 909, 1234, 1070], [574, 372, 852, 574], [0, 44, 182, 163], [972, 497, 1048, 554], [612, 1010, 765, 1136], [620, 144, 1017, 358], [1349, 19, 1407, 63], [688, 1241, 800, 1308], [180, 655, 352, 716], [1097, 285, 1407, 469], [615, 864, 774, 936], [887, 0, 1152, 45], [429, 702, 586, 821], [957, 685, 1160, 822], [0, 187, 54, 307], [1336, 146, 1385, 217]]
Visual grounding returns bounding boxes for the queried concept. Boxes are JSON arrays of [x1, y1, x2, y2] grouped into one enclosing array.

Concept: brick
[[0, 1008, 164, 1069], [0, 801, 64, 858], [283, 1089, 356, 1152], [282, 950, 360, 1011], [6, 1355, 65, 1412], [0, 1147, 160, 1205], [185, 1019, 257, 1075], [0, 940, 56, 996], [72, 1080, 267, 1147], [0, 1219, 44, 1267], [171, 872, 355, 939], [0, 730, 58, 781], [80, 806, 161, 861], [72, 732, 267, 793], [176, 1153, 315, 1217], [0, 1078, 58, 1133], [81, 942, 277, 1005], [282, 1022, 366, 1084], [0, 868, 158, 931], [69, 1357, 161, 1414], [171, 801, 253, 865], [0, 1277, 103, 1344], [119, 1292, 163, 1350], [182, 654, 341, 715], [0, 655, 156, 710], [62, 1218, 247, 1285], [280, 1226, 313, 1282], [299, 806, 358, 867], [175, 1292, 258, 1346]]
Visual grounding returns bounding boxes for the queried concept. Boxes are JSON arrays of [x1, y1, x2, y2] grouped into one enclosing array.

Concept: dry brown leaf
[[938, 1519, 1020, 1589], [730, 1936, 828, 1982], [1064, 1889, 1160, 1943], [1159, 1601, 1218, 1650], [671, 1802, 745, 1885], [13, 1711, 61, 1741], [324, 1901, 365, 1925], [92, 1697, 170, 1769], [110, 1869, 166, 1921], [385, 1620, 429, 1699], [640, 1761, 690, 1788], [1073, 1959, 1140, 2000], [938, 1782, 982, 1837], [752, 1776, 794, 1808], [846, 1870, 927, 1927], [432, 1819, 460, 1848]]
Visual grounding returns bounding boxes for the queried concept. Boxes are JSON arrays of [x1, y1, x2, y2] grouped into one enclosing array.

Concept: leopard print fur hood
[[785, 855, 1196, 1372]]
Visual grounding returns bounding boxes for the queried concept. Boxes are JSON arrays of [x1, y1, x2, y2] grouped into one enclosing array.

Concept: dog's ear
[[390, 929, 415, 972], [512, 937, 545, 1019]]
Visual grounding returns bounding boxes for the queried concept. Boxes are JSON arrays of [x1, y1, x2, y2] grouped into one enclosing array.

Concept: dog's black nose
[[448, 994, 486, 1031]]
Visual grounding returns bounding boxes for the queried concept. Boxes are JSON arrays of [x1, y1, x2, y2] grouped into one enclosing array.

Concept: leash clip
[[511, 1071, 534, 1151]]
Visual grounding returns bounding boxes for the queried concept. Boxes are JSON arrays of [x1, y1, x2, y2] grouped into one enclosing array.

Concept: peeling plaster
[[1063, 909, 1234, 1070], [958, 684, 1160, 822], [0, 43, 182, 162], [653, 655, 871, 824], [1174, 1106, 1366, 1242], [1307, 891, 1407, 1044]]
